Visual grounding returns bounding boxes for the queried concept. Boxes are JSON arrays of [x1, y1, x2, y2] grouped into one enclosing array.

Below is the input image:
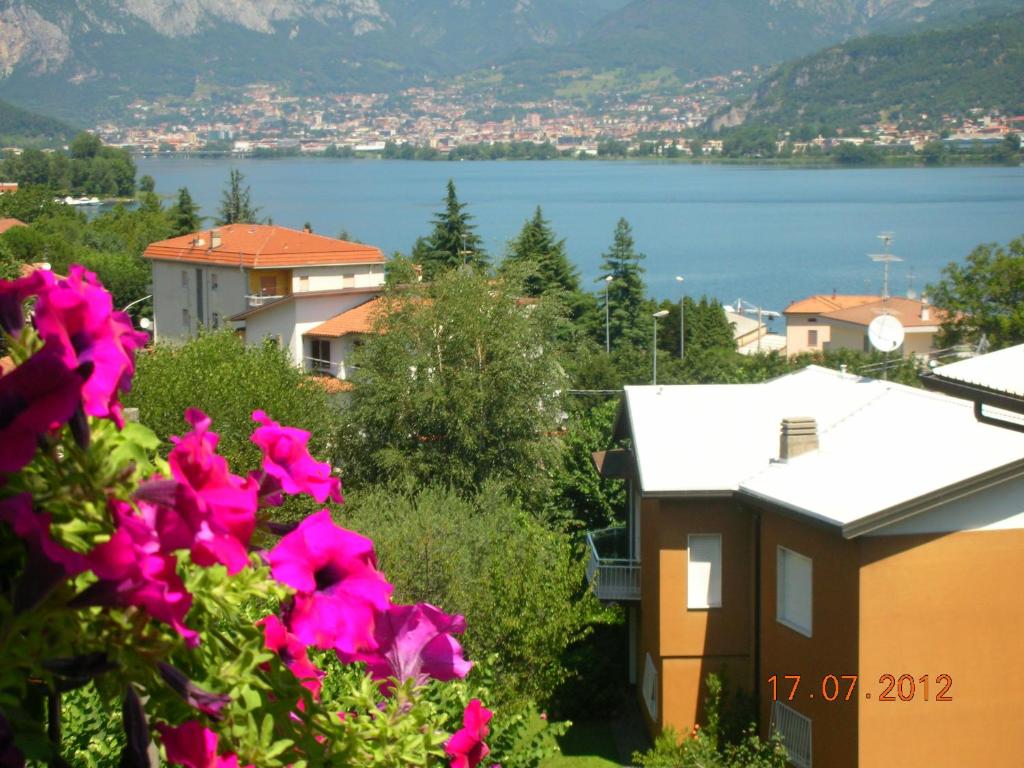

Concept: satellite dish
[[868, 314, 904, 353]]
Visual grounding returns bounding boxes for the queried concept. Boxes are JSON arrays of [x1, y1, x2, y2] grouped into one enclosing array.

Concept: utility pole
[[675, 275, 685, 359]]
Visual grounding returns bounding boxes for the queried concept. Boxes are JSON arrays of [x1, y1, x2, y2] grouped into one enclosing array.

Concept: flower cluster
[[0, 267, 493, 768]]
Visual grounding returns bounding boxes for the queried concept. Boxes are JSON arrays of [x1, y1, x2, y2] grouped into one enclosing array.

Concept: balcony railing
[[585, 526, 640, 602], [246, 294, 285, 308]]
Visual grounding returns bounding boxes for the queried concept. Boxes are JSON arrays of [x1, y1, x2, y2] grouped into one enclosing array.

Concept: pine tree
[[598, 218, 647, 350], [216, 169, 260, 225], [416, 179, 487, 280], [502, 206, 580, 297], [169, 187, 202, 235]]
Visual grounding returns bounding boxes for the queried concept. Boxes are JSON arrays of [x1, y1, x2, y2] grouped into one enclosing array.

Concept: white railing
[[585, 527, 640, 601], [304, 356, 341, 377], [246, 294, 285, 307]]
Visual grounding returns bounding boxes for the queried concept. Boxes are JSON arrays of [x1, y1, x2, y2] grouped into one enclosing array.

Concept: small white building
[[143, 224, 386, 377]]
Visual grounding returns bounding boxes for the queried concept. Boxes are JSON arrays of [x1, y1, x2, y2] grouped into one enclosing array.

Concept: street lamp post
[[652, 309, 669, 384], [675, 275, 685, 359], [604, 275, 613, 353]]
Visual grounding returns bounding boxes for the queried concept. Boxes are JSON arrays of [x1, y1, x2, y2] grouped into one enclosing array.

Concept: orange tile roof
[[820, 296, 947, 328], [305, 296, 384, 339], [308, 376, 355, 394], [143, 224, 384, 269], [0, 218, 26, 234], [784, 294, 880, 314]]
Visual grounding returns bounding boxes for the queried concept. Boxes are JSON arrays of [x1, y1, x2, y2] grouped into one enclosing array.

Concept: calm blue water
[[138, 158, 1024, 313]]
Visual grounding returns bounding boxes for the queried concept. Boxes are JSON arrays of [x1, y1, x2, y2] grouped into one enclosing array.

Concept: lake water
[[137, 157, 1024, 313]]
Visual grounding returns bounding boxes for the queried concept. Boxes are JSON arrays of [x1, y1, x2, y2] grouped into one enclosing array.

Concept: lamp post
[[604, 275, 613, 353], [675, 275, 685, 359], [652, 309, 669, 384]]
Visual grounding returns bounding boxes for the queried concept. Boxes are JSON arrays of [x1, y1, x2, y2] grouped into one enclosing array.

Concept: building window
[[181, 308, 190, 330], [807, 329, 818, 347], [310, 338, 331, 374], [777, 547, 812, 637], [211, 273, 219, 291], [641, 653, 658, 720], [771, 702, 812, 768], [181, 270, 188, 288], [211, 312, 220, 330], [687, 534, 722, 609], [299, 275, 309, 292]]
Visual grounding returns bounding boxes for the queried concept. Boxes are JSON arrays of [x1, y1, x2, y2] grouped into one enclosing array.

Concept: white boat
[[62, 195, 101, 206]]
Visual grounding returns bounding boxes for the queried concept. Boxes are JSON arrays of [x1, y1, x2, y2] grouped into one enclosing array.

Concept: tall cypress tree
[[598, 218, 647, 349], [169, 187, 201, 235], [216, 169, 260, 225], [416, 179, 487, 280], [502, 206, 580, 297]]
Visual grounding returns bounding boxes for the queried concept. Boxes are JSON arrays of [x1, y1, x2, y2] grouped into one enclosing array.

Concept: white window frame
[[777, 546, 813, 637], [641, 653, 658, 720], [771, 701, 812, 768], [687, 534, 722, 609]]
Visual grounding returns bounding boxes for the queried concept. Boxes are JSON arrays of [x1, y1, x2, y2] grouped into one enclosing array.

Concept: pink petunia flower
[[0, 268, 54, 336], [167, 409, 258, 574], [0, 351, 84, 474], [250, 410, 342, 504], [340, 602, 472, 692], [156, 721, 252, 768], [33, 265, 147, 428], [268, 510, 392, 654], [446, 699, 493, 768], [257, 614, 324, 697], [0, 493, 89, 576], [79, 501, 198, 647]]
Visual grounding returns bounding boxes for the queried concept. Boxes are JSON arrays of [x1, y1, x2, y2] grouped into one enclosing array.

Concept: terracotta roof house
[[589, 362, 1024, 767], [143, 224, 386, 378], [0, 217, 26, 234], [784, 294, 946, 358]]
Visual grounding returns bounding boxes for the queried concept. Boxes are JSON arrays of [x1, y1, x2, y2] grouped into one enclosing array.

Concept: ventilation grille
[[771, 701, 812, 768], [641, 653, 658, 720]]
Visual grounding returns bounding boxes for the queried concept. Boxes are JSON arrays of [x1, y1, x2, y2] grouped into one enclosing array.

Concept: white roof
[[930, 344, 1024, 398], [623, 366, 1024, 535]]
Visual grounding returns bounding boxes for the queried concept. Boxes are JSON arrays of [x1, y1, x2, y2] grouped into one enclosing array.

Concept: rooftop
[[143, 224, 385, 269], [784, 294, 879, 314], [929, 344, 1024, 398], [822, 296, 946, 329], [305, 296, 383, 339], [0, 218, 26, 235]]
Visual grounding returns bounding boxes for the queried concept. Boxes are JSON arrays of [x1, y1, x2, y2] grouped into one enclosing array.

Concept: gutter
[[921, 372, 1024, 433]]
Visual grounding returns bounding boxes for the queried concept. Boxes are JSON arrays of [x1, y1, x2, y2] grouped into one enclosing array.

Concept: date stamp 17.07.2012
[[767, 674, 953, 703]]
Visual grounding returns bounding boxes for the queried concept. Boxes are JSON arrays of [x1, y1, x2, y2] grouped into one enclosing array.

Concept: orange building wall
[[637, 498, 754, 735], [758, 511, 859, 768], [858, 529, 1024, 767]]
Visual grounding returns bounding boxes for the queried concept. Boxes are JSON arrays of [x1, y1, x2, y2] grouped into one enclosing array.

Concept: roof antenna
[[868, 231, 901, 300]]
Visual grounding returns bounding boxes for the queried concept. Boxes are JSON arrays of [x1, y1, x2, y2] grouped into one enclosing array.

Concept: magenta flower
[[0, 268, 54, 336], [80, 502, 198, 647], [446, 699, 493, 768], [0, 351, 84, 474], [33, 265, 147, 428], [269, 510, 392, 653], [341, 603, 472, 691], [156, 721, 251, 768], [168, 409, 257, 574], [250, 410, 342, 504], [0, 493, 89, 576], [257, 614, 324, 697]]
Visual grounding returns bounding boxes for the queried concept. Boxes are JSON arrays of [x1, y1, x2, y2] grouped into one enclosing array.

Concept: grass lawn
[[540, 720, 622, 768]]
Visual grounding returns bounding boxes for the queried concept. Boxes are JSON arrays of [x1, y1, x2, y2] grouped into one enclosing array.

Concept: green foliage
[[216, 169, 261, 225], [125, 330, 342, 471], [384, 251, 420, 286], [339, 270, 567, 507], [502, 206, 581, 298], [339, 484, 595, 705], [0, 185, 67, 223], [632, 675, 788, 768], [0, 98, 77, 147], [414, 179, 488, 279], [598, 218, 648, 350], [928, 235, 1024, 349], [169, 186, 203, 235], [1, 133, 135, 196]]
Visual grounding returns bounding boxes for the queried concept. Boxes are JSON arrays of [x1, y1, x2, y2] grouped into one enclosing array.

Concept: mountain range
[[0, 0, 1021, 123]]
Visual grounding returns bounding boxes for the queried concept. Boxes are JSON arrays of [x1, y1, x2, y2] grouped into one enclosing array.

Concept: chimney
[[303, 224, 312, 234], [920, 295, 930, 322], [779, 417, 818, 461], [192, 235, 205, 248], [210, 229, 221, 249]]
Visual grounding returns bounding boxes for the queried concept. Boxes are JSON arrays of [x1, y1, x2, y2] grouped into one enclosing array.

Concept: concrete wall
[[292, 264, 385, 293], [151, 261, 247, 341], [785, 315, 831, 355]]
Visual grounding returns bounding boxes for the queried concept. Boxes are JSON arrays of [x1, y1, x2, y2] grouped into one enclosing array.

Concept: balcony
[[585, 526, 640, 602], [246, 294, 286, 308]]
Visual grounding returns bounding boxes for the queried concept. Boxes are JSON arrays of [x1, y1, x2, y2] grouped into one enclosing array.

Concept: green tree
[[339, 270, 566, 507], [501, 206, 580, 297], [216, 169, 261, 225], [598, 218, 648, 350], [69, 131, 103, 159], [124, 329, 342, 471], [927, 236, 1024, 349], [138, 174, 156, 194], [340, 484, 594, 705], [169, 186, 202, 235], [415, 179, 487, 279]]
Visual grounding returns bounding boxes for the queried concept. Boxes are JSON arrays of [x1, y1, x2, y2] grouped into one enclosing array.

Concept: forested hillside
[[0, 98, 76, 147]]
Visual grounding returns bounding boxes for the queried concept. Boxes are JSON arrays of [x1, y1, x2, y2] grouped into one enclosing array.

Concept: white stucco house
[[143, 224, 386, 378]]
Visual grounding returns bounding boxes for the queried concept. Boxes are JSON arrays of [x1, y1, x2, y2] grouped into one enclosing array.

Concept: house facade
[[143, 224, 386, 376], [590, 366, 1024, 767], [784, 295, 944, 357]]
